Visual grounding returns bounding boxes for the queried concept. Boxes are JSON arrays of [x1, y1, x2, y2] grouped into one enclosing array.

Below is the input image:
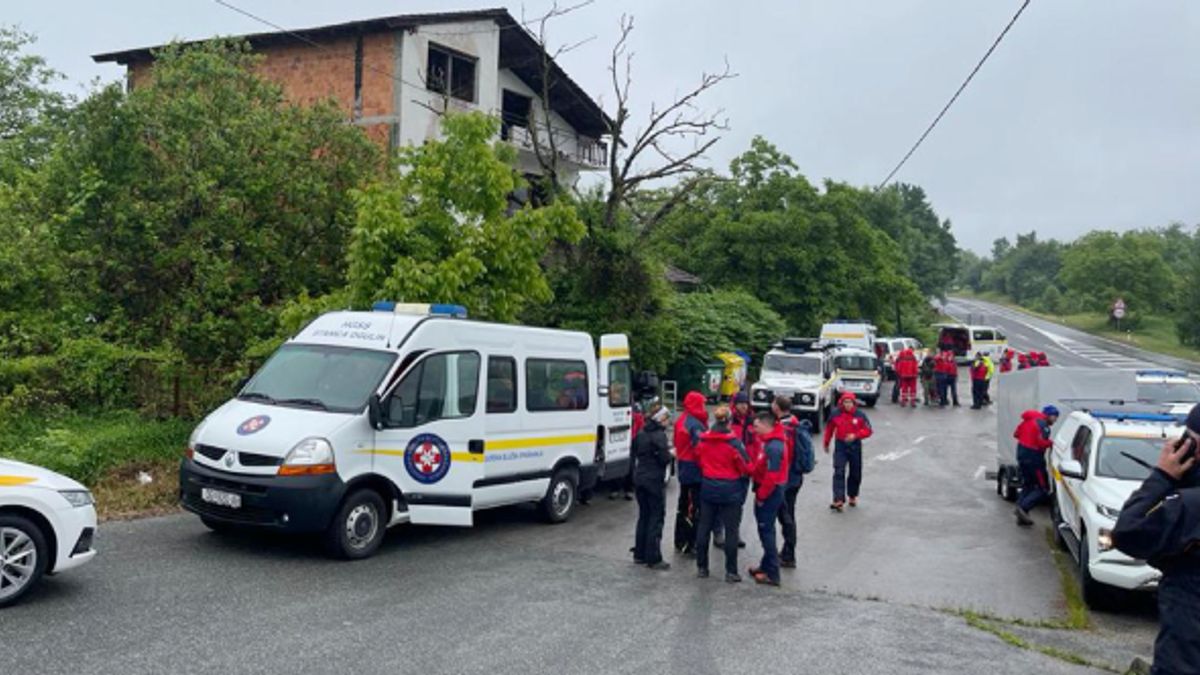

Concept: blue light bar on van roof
[[1136, 369, 1188, 378], [1091, 410, 1184, 424], [371, 301, 467, 318]]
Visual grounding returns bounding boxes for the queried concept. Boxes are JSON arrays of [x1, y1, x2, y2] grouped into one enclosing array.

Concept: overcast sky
[[8, 0, 1200, 253]]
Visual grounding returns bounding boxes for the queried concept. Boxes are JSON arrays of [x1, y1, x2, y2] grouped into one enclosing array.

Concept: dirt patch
[[92, 459, 183, 521]]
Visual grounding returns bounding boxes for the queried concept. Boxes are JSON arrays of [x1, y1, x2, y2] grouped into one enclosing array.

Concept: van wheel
[[542, 467, 579, 524], [1079, 527, 1114, 610], [0, 515, 49, 608], [324, 489, 386, 560]]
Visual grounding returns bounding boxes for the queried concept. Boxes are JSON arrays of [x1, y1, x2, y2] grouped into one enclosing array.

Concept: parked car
[[0, 458, 97, 607], [751, 339, 835, 431], [831, 346, 881, 407], [877, 336, 923, 380], [933, 322, 1008, 365], [1136, 369, 1200, 416]]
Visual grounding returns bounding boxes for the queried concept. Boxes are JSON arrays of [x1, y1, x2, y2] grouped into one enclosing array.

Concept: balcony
[[502, 124, 607, 171]]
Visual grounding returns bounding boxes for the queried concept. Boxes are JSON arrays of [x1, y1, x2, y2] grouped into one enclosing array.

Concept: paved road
[[6, 395, 1149, 674]]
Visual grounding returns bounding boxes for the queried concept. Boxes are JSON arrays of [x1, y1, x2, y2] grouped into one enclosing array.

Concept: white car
[[1136, 369, 1200, 416], [751, 340, 835, 430], [831, 346, 881, 407], [1049, 408, 1182, 608], [0, 458, 98, 607]]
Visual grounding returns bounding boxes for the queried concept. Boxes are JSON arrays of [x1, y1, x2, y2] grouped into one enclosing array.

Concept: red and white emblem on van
[[404, 434, 452, 484]]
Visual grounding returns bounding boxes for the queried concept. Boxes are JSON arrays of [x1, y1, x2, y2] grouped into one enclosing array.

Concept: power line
[[877, 0, 1031, 189]]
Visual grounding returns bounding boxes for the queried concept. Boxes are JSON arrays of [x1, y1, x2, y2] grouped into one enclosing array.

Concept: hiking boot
[[633, 558, 646, 565], [752, 572, 780, 587], [747, 566, 762, 577], [697, 568, 710, 579], [780, 559, 797, 569], [647, 561, 670, 571], [848, 497, 858, 507], [830, 501, 845, 512], [1014, 507, 1033, 526], [725, 573, 742, 584]]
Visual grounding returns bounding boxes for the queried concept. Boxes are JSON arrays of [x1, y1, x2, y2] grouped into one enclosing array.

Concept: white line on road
[[913, 435, 928, 445], [973, 465, 987, 480], [874, 448, 915, 462]]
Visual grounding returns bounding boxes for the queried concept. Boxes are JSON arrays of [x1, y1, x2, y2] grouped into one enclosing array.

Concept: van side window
[[386, 352, 480, 428], [486, 357, 517, 414], [526, 359, 589, 411], [1070, 426, 1092, 475], [973, 329, 994, 341], [608, 361, 632, 408]]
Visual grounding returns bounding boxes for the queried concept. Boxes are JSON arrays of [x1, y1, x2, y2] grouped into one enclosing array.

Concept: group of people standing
[[891, 347, 982, 408], [630, 389, 873, 587]]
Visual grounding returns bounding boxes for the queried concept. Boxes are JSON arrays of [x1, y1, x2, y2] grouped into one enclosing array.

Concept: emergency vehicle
[[0, 458, 97, 607], [933, 322, 1008, 365], [750, 339, 835, 430], [819, 321, 877, 354], [1136, 369, 1200, 416], [180, 303, 632, 559], [830, 346, 881, 407], [1049, 405, 1183, 608], [877, 337, 923, 380]]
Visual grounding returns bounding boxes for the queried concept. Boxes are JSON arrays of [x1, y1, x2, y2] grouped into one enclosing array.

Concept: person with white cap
[[631, 401, 674, 570]]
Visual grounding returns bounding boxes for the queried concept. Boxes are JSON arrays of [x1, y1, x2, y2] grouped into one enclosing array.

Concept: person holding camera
[[1113, 403, 1200, 675]]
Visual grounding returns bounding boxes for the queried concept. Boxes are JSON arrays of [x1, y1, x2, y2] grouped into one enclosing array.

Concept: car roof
[[1070, 410, 1186, 438]]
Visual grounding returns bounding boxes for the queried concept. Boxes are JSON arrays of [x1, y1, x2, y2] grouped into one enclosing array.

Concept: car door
[[598, 334, 633, 479], [1058, 424, 1092, 537], [374, 350, 484, 526]]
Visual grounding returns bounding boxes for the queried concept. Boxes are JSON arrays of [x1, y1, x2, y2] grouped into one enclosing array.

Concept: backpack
[[790, 417, 816, 475]]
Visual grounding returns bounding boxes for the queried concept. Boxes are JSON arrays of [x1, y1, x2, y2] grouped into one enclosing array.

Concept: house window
[[501, 89, 532, 140], [426, 43, 477, 103]]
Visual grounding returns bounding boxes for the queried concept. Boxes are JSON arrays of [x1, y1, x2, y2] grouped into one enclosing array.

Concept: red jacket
[[752, 424, 789, 501], [935, 351, 958, 377], [895, 349, 919, 379], [731, 409, 760, 458], [999, 354, 1013, 373], [824, 393, 874, 446], [1013, 410, 1053, 452], [697, 429, 752, 481], [673, 391, 709, 464], [631, 410, 645, 440], [970, 361, 988, 381]]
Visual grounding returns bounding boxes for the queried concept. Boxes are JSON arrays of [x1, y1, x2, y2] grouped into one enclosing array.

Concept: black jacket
[[632, 419, 672, 490], [1113, 468, 1200, 675]]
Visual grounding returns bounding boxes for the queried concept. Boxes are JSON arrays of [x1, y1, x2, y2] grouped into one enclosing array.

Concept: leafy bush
[[666, 289, 788, 371]]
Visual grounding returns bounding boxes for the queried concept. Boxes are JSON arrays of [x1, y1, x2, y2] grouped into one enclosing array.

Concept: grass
[[956, 290, 1200, 364], [1, 410, 192, 519], [961, 611, 1118, 673], [1045, 526, 1092, 630]]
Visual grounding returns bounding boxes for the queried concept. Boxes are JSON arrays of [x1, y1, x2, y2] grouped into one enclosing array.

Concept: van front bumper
[[179, 459, 345, 533]]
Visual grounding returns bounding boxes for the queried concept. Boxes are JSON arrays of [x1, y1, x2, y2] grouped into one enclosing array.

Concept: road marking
[[913, 435, 928, 445], [973, 465, 987, 480], [874, 448, 915, 462]]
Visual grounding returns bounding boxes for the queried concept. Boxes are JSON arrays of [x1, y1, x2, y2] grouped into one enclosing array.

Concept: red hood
[[837, 391, 858, 412], [1021, 410, 1045, 422], [683, 391, 709, 422]]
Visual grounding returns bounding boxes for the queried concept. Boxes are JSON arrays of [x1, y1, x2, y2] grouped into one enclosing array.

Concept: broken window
[[426, 43, 476, 103]]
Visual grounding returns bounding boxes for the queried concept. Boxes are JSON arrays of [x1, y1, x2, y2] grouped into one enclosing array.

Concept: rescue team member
[[632, 402, 673, 570], [894, 347, 920, 408], [1012, 405, 1059, 526], [969, 353, 989, 410], [749, 412, 788, 586], [674, 391, 709, 554], [999, 349, 1014, 373], [935, 349, 960, 407], [982, 354, 995, 405], [714, 393, 757, 549], [1036, 352, 1050, 367], [1017, 352, 1031, 370], [823, 392, 874, 511], [776, 399, 813, 568], [694, 406, 753, 582], [919, 350, 938, 407], [1113, 403, 1200, 675]]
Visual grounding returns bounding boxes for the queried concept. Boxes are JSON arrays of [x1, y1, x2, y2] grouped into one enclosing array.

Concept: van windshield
[[1138, 382, 1200, 404], [240, 344, 397, 413], [835, 355, 877, 372], [763, 354, 821, 376], [1095, 437, 1161, 481]]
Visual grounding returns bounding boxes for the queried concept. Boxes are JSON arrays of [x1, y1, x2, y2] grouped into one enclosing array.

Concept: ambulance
[[0, 459, 97, 607], [179, 303, 633, 559]]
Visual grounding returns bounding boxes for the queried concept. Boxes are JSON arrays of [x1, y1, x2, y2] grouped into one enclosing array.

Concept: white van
[[0, 458, 97, 607], [819, 321, 877, 354], [180, 303, 632, 559], [831, 346, 882, 407], [933, 323, 1008, 365]]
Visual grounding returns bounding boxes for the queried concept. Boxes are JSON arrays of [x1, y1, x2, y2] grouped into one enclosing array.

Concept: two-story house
[[93, 7, 610, 186]]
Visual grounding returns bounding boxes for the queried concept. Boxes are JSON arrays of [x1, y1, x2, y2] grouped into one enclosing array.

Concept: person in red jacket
[[673, 391, 709, 554], [717, 392, 758, 549], [694, 406, 753, 582], [823, 392, 874, 511], [749, 412, 788, 586], [936, 349, 960, 407], [894, 347, 920, 408], [1013, 405, 1059, 526], [969, 352, 990, 410], [1036, 352, 1050, 367]]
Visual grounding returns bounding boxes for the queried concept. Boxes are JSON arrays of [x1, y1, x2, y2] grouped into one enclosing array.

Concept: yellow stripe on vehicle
[[1050, 466, 1079, 508], [360, 449, 486, 463], [485, 433, 597, 451], [600, 347, 630, 358], [0, 475, 37, 486], [823, 332, 865, 339]]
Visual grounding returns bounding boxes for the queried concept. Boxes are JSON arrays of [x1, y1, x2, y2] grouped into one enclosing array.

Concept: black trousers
[[674, 483, 700, 552], [777, 481, 802, 562], [633, 485, 666, 564], [971, 379, 987, 408], [695, 499, 742, 575]]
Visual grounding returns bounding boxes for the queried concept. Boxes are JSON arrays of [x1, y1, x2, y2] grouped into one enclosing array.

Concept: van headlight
[[279, 437, 336, 476], [59, 490, 95, 508], [754, 389, 770, 401], [1096, 503, 1121, 520], [1097, 527, 1115, 552], [799, 393, 815, 405]]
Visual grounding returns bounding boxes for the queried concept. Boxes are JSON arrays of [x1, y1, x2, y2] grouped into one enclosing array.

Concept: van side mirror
[[1058, 459, 1084, 481], [368, 394, 386, 431]]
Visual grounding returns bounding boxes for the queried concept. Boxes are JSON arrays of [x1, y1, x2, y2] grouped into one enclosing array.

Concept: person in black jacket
[[632, 402, 674, 570], [1113, 403, 1200, 675]]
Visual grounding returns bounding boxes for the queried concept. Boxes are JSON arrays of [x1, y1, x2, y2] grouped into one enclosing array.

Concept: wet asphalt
[[2, 296, 1169, 674]]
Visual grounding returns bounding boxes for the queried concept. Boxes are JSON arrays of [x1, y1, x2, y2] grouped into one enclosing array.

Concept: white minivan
[[180, 303, 633, 559]]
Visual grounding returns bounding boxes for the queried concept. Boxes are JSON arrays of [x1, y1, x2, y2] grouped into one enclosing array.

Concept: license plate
[[610, 430, 629, 443], [201, 488, 241, 509]]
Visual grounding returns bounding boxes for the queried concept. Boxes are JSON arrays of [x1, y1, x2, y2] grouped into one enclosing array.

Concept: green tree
[[982, 231, 1064, 305], [347, 112, 585, 323], [39, 41, 380, 368], [665, 289, 787, 370], [1058, 230, 1173, 314], [0, 25, 69, 173]]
